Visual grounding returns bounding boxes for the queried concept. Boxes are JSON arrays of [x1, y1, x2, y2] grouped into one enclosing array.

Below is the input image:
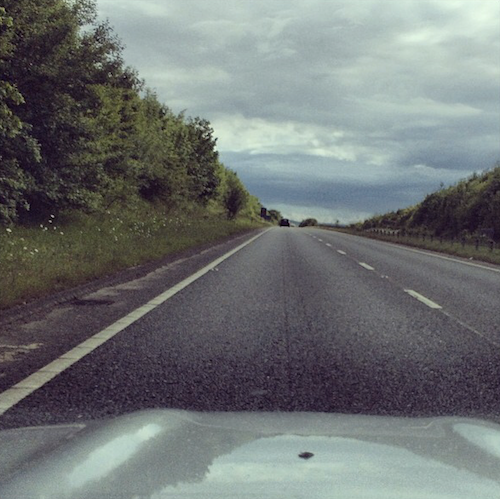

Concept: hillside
[[359, 165, 500, 241]]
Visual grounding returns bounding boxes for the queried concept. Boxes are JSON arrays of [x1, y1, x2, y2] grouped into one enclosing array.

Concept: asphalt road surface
[[1, 227, 500, 429]]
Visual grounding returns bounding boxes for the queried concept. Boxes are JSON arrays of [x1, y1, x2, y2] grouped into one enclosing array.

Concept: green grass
[[321, 227, 500, 266], [0, 203, 266, 310]]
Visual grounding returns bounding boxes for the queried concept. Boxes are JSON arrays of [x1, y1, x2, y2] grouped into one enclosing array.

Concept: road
[[1, 227, 500, 429]]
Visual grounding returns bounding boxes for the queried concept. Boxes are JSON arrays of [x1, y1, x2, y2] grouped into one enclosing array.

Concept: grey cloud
[[222, 151, 464, 221], [96, 0, 500, 222], [244, 173, 433, 219]]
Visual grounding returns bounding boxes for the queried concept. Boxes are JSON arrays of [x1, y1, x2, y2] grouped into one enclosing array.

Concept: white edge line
[[357, 236, 500, 274], [405, 289, 442, 309], [396, 244, 500, 273], [0, 229, 270, 416]]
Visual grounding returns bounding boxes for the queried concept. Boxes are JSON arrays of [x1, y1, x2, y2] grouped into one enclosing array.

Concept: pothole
[[0, 343, 43, 363]]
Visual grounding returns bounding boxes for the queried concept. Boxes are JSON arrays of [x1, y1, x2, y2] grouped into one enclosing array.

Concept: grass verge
[[321, 227, 500, 266], [1, 202, 266, 310]]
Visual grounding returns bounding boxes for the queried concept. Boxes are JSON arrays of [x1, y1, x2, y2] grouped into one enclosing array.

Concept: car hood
[[1, 410, 500, 498]]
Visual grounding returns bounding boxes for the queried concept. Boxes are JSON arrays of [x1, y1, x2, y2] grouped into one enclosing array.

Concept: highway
[[1, 227, 500, 429]]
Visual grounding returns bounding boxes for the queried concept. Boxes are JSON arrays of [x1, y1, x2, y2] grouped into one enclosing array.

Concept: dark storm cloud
[[96, 0, 500, 222]]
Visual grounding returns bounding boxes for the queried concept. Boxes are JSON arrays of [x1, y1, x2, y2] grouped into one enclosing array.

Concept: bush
[[299, 218, 318, 227], [223, 170, 248, 219]]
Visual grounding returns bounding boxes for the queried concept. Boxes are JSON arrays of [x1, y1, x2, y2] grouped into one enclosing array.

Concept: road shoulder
[[0, 228, 266, 391]]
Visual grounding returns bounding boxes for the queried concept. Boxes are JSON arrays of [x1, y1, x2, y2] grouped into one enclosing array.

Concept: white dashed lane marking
[[313, 231, 499, 348], [404, 290, 442, 309], [359, 262, 375, 271]]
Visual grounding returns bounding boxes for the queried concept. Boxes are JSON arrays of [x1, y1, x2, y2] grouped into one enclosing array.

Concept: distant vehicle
[[279, 218, 290, 227]]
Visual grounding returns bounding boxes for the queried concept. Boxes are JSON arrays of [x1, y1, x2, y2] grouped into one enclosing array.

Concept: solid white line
[[359, 262, 375, 271], [370, 238, 500, 274], [0, 229, 270, 416], [337, 250, 347, 255], [405, 289, 442, 309]]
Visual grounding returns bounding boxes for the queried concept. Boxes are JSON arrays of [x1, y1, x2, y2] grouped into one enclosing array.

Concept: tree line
[[0, 0, 256, 225], [358, 165, 500, 241]]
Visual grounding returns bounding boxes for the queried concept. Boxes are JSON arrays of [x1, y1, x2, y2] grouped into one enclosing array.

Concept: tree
[[185, 117, 220, 204], [1, 0, 144, 218], [136, 92, 191, 206], [0, 7, 40, 224], [268, 209, 282, 223], [223, 169, 248, 219], [0, 1, 261, 224]]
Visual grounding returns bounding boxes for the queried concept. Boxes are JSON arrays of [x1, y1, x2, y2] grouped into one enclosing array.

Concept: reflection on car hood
[[0, 410, 500, 498]]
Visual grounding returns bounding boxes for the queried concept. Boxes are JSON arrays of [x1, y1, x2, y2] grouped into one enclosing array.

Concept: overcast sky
[[96, 0, 500, 223]]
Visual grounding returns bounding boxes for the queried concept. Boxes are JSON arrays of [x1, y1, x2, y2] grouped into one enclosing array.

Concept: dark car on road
[[279, 218, 290, 226]]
